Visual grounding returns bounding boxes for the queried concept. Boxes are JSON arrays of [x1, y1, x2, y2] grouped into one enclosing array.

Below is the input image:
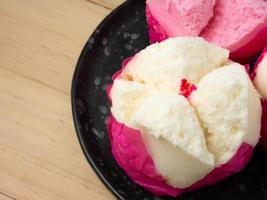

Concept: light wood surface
[[0, 0, 124, 199]]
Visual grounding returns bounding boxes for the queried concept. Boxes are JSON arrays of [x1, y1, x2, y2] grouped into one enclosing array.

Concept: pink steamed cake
[[146, 0, 267, 63], [107, 57, 255, 197], [147, 0, 215, 38], [201, 0, 267, 63]]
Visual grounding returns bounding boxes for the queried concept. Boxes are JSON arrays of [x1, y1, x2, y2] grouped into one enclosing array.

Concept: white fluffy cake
[[108, 37, 262, 197]]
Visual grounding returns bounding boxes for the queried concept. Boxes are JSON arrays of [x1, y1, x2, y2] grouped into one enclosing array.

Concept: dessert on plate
[[107, 37, 262, 197], [146, 0, 267, 63]]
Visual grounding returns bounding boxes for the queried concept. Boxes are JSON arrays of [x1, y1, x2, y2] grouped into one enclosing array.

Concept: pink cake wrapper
[[107, 57, 255, 197]]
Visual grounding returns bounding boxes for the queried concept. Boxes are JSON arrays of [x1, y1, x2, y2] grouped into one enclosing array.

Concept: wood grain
[[0, 192, 15, 200], [87, 0, 124, 9], [0, 0, 110, 94], [0, 0, 125, 199]]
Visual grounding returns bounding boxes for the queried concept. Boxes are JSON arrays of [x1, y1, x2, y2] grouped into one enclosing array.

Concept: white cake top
[[120, 37, 229, 92]]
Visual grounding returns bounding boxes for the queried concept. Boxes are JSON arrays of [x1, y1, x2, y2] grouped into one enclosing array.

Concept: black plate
[[71, 0, 267, 199]]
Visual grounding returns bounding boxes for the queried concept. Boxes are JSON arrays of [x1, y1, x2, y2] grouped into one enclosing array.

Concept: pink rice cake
[[146, 0, 267, 63], [146, 0, 215, 42], [107, 56, 255, 197], [201, 0, 267, 63]]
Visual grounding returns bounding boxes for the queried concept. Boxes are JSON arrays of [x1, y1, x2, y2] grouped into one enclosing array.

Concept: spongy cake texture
[[201, 0, 267, 60], [147, 0, 215, 36], [120, 37, 229, 92], [129, 92, 214, 188], [109, 37, 262, 195], [190, 63, 261, 165]]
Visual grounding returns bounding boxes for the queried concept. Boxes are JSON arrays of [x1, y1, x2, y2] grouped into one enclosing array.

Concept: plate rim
[[71, 1, 134, 199]]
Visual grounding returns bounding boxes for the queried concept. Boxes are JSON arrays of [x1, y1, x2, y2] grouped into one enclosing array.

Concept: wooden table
[[0, 0, 124, 199]]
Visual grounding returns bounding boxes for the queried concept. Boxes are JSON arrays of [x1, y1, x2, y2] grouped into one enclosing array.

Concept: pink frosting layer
[[107, 58, 255, 197]]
